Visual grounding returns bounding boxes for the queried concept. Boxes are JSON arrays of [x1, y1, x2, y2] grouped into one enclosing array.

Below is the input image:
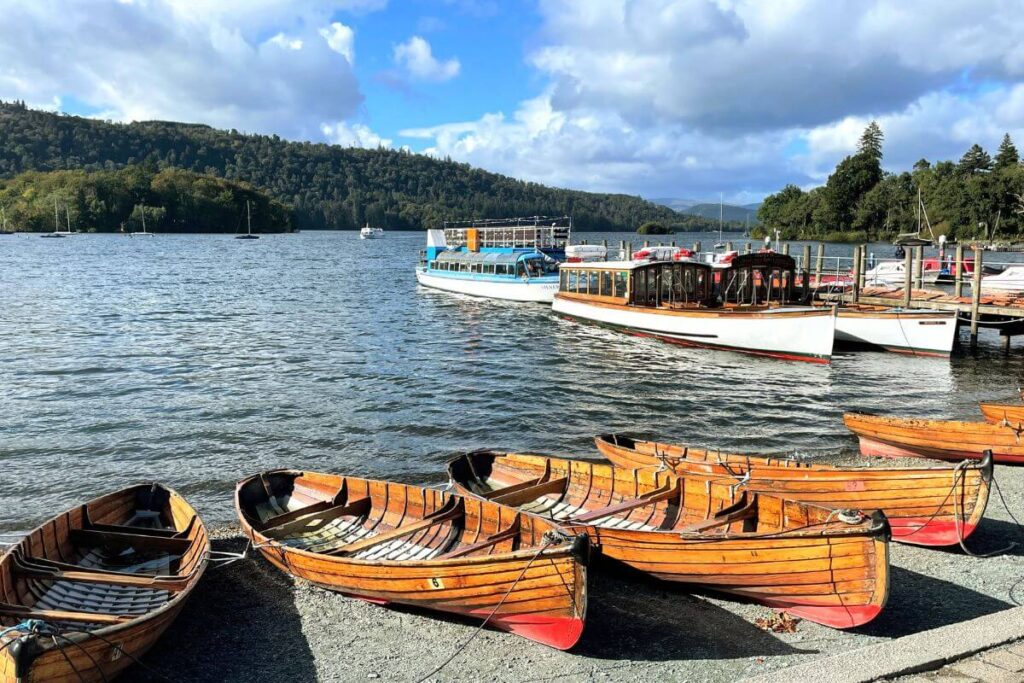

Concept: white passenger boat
[[864, 260, 939, 286], [980, 265, 1024, 292], [360, 224, 384, 239], [416, 217, 569, 303], [834, 306, 958, 357], [552, 253, 835, 363]]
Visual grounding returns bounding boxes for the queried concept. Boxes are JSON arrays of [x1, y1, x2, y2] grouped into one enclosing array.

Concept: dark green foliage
[[858, 121, 884, 161], [959, 144, 993, 175], [759, 124, 1024, 241], [0, 166, 293, 233], [0, 101, 678, 231], [637, 221, 672, 234], [995, 134, 1019, 169]]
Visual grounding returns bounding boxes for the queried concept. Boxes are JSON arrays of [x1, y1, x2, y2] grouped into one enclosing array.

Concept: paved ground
[[894, 639, 1024, 682], [129, 458, 1024, 682]]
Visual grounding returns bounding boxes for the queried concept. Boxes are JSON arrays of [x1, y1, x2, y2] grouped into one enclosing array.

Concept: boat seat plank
[[85, 521, 181, 539], [569, 480, 678, 524], [479, 476, 544, 500], [489, 478, 569, 507], [437, 526, 520, 559], [262, 497, 372, 537], [13, 562, 188, 593], [69, 528, 193, 554], [326, 500, 464, 557], [0, 601, 135, 625], [678, 497, 757, 534]]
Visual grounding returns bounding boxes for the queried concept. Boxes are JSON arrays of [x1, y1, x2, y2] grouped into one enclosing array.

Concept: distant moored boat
[[360, 224, 384, 239], [236, 200, 260, 240]]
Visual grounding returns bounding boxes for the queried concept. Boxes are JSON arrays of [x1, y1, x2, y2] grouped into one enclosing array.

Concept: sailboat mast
[[54, 198, 59, 233], [1, 205, 6, 233], [141, 203, 146, 234], [247, 200, 251, 235], [719, 193, 723, 242], [66, 207, 71, 233]]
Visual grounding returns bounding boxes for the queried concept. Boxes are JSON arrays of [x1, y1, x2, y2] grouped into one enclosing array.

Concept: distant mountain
[[683, 203, 760, 224], [742, 202, 763, 211], [650, 197, 700, 211], [0, 101, 678, 231]]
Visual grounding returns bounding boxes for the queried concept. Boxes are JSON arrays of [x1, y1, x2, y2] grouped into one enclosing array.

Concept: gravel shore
[[134, 460, 1024, 682]]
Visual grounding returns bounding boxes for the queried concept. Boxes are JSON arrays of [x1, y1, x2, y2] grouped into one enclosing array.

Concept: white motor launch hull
[[552, 296, 835, 363], [416, 268, 559, 303], [835, 310, 957, 357]]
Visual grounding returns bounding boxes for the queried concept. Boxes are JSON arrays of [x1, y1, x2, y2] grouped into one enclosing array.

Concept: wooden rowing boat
[[447, 452, 890, 629], [594, 434, 992, 547], [844, 411, 1024, 465], [235, 470, 588, 650], [1, 484, 209, 683], [978, 399, 1024, 424]]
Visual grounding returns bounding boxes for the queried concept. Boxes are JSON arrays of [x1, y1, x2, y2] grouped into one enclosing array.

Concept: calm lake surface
[[2, 230, 1023, 532]]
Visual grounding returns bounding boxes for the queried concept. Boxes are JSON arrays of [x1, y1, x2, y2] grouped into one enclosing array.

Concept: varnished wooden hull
[[594, 434, 992, 547], [1, 485, 209, 683], [235, 471, 588, 650], [448, 452, 890, 629], [979, 400, 1024, 425], [844, 412, 1024, 465]]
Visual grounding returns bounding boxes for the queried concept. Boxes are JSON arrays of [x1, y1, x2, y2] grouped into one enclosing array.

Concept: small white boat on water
[[360, 224, 384, 239], [129, 202, 155, 237], [863, 260, 940, 286], [980, 265, 1024, 292], [41, 200, 76, 238], [553, 253, 835, 363]]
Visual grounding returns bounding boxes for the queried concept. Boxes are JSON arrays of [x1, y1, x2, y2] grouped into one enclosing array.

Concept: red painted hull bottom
[[857, 436, 1024, 465], [889, 518, 978, 547], [467, 609, 585, 651], [770, 602, 882, 629], [342, 592, 584, 650]]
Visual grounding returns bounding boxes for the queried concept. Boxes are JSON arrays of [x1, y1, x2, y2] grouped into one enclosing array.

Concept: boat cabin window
[[629, 262, 711, 307], [558, 267, 629, 298], [599, 271, 612, 296], [720, 254, 796, 306], [614, 271, 628, 297]]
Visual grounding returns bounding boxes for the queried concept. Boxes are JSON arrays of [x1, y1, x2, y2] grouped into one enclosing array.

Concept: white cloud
[[393, 36, 460, 82], [321, 120, 392, 148], [319, 22, 355, 63], [268, 33, 303, 50], [0, 1, 374, 141]]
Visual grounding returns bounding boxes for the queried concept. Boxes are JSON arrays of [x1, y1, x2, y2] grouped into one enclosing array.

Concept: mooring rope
[[414, 535, 558, 683]]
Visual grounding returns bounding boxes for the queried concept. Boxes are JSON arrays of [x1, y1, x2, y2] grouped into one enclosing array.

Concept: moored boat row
[[3, 416, 1010, 677], [415, 223, 960, 362]]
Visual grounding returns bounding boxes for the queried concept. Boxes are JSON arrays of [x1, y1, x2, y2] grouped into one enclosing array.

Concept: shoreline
[[131, 460, 1024, 682]]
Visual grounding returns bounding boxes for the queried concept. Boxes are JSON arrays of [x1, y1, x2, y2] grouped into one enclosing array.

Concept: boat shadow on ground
[[963, 517, 1024, 558], [572, 566, 817, 661], [853, 564, 1016, 639], [129, 536, 319, 682]]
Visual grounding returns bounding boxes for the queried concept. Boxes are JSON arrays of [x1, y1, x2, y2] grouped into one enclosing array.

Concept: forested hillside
[[0, 167, 292, 233], [758, 122, 1024, 241], [0, 101, 678, 231]]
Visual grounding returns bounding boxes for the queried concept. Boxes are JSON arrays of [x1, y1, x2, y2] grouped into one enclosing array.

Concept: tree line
[[0, 101, 679, 232], [0, 166, 293, 233], [757, 121, 1024, 242]]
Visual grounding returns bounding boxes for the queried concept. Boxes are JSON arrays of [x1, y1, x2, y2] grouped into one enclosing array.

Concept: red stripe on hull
[[857, 437, 1024, 465], [889, 518, 978, 547], [467, 610, 585, 651]]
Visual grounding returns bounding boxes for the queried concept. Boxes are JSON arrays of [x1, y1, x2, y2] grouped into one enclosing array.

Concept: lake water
[[2, 230, 1023, 532]]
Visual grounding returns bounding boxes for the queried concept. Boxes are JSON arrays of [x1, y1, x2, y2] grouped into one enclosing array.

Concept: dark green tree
[[858, 121, 884, 161], [994, 133, 1019, 169], [959, 144, 992, 175]]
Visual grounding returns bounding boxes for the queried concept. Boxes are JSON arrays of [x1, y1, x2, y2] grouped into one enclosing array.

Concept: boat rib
[[0, 484, 209, 683], [594, 434, 992, 547], [447, 452, 890, 629], [235, 470, 589, 650], [844, 411, 1024, 465]]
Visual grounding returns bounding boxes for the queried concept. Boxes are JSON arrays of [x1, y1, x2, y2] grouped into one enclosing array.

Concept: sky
[[2, 0, 1024, 204]]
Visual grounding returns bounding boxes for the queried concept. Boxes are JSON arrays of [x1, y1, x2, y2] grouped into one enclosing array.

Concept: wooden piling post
[[626, 241, 633, 259], [851, 245, 862, 302], [913, 245, 924, 290], [814, 243, 824, 288], [970, 246, 982, 348], [744, 242, 751, 254], [954, 244, 964, 298], [694, 241, 701, 253], [726, 241, 733, 252], [903, 247, 913, 308], [643, 240, 650, 248], [857, 245, 867, 290], [601, 239, 607, 248], [802, 244, 811, 294]]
